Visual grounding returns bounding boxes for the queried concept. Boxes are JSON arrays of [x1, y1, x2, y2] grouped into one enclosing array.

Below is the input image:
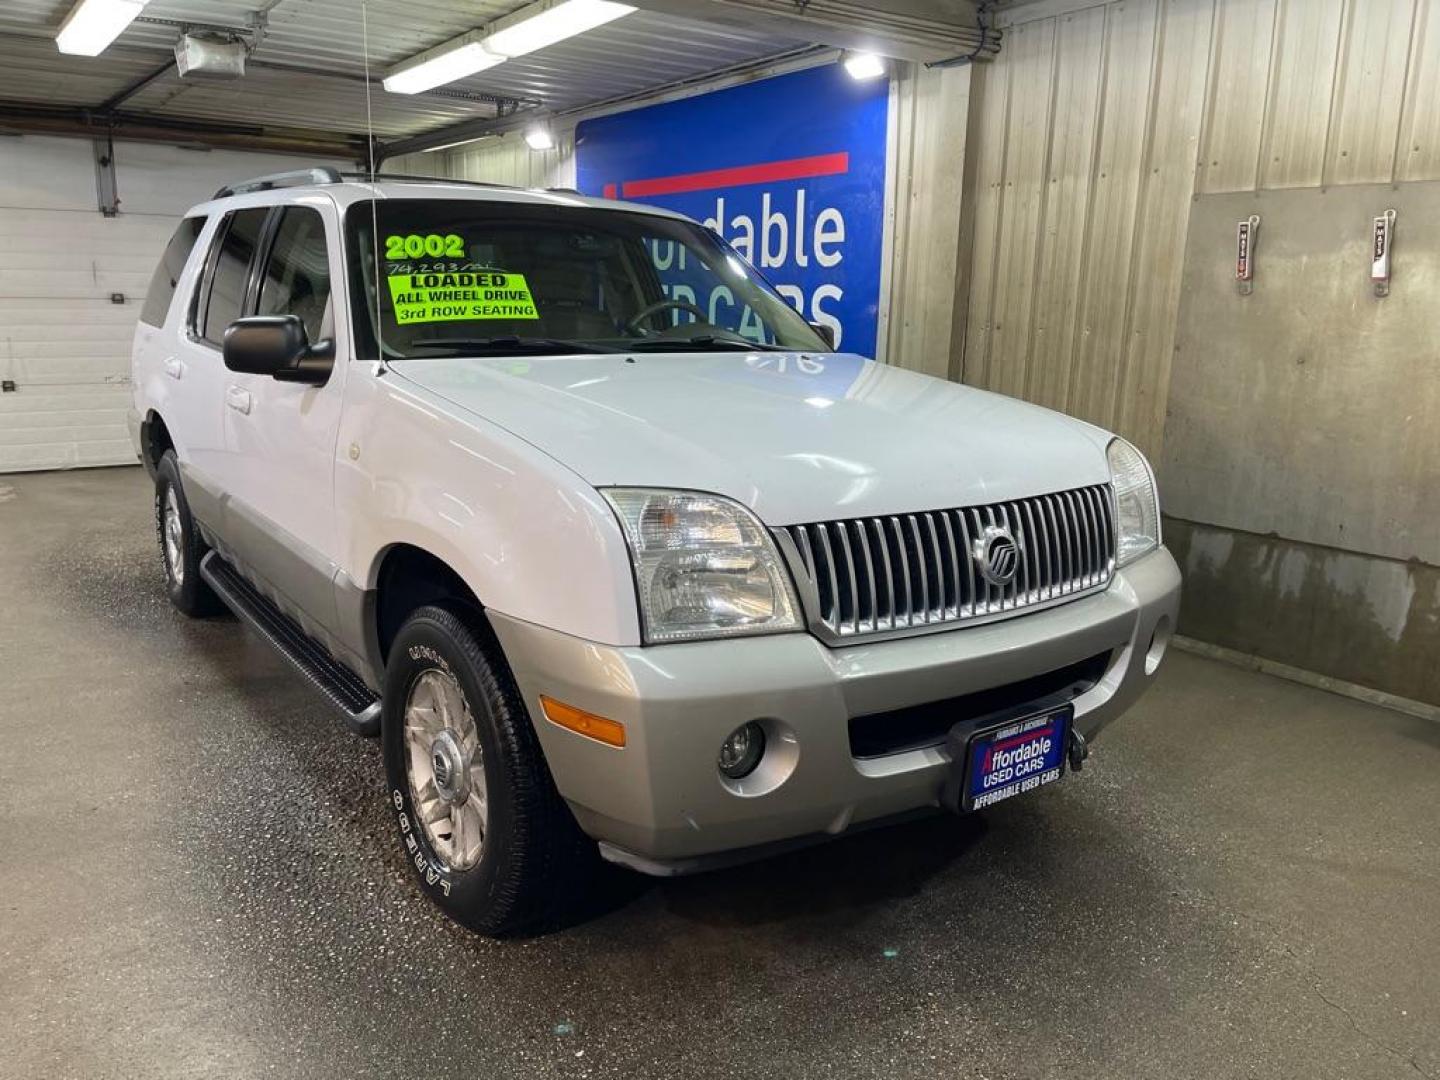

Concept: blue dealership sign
[[575, 63, 889, 356]]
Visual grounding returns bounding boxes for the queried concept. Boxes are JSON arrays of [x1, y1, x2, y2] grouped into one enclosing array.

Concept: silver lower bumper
[[491, 547, 1181, 871]]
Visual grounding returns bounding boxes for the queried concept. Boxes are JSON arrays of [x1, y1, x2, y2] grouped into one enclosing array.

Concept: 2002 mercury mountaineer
[[130, 168, 1181, 935]]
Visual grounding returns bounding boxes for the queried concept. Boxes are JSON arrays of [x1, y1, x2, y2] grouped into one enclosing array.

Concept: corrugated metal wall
[[389, 130, 578, 189], [882, 62, 976, 376], [964, 0, 1440, 456]]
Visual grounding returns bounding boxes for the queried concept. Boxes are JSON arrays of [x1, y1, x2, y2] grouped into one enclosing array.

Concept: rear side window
[[257, 207, 331, 342], [139, 216, 206, 328], [202, 207, 269, 344]]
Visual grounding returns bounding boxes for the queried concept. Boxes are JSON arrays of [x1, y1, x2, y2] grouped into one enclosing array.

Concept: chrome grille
[[779, 484, 1117, 641]]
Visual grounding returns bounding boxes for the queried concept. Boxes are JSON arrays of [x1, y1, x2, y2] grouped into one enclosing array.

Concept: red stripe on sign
[[620, 152, 849, 198], [602, 182, 617, 199]]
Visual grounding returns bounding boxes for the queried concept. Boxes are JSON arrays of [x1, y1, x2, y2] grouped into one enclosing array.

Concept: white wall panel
[[1259, 0, 1345, 188], [0, 137, 346, 473], [1397, 0, 1440, 179], [1325, 0, 1421, 185], [1068, 0, 1160, 431], [1116, 0, 1215, 452], [986, 18, 1058, 403], [1196, 0, 1277, 194], [884, 63, 975, 378], [1027, 5, 1107, 411], [960, 56, 1015, 391]]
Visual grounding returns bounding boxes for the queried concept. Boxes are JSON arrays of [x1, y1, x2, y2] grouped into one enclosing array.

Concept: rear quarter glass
[[139, 216, 207, 328]]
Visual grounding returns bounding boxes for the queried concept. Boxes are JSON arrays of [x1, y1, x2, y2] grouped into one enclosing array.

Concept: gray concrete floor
[[1, 467, 1437, 1080]]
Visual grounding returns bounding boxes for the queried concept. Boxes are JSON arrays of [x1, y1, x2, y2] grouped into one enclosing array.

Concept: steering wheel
[[625, 298, 709, 335]]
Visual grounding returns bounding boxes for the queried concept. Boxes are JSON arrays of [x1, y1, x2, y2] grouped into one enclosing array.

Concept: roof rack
[[335, 171, 523, 191], [213, 167, 343, 199], [211, 169, 586, 201]]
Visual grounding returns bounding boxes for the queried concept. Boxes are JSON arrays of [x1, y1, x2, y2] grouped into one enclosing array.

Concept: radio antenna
[[361, 1, 385, 365]]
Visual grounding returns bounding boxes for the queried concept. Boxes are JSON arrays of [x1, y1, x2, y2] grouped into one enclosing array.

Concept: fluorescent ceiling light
[[843, 52, 886, 81], [383, 0, 636, 95], [524, 126, 555, 151], [383, 40, 504, 95], [56, 0, 147, 57], [484, 0, 636, 59]]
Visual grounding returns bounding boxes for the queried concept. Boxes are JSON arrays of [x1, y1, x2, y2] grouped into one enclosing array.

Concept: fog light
[[718, 722, 765, 779]]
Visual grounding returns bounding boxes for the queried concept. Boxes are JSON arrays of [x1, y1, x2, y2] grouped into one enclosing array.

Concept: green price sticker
[[386, 270, 539, 325]]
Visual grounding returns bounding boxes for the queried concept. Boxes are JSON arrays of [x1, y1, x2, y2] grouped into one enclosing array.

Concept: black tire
[[381, 604, 596, 936], [154, 450, 223, 617]]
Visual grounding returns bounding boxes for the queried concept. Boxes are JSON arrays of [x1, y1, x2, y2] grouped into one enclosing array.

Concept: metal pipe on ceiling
[[95, 58, 177, 113], [0, 100, 367, 159]]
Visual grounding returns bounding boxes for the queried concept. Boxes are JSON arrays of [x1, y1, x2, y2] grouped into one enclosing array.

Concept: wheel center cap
[[429, 729, 470, 803]]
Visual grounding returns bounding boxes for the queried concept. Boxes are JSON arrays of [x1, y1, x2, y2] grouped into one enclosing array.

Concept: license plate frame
[[947, 700, 1074, 813]]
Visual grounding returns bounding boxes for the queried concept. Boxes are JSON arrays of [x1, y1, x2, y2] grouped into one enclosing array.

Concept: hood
[[393, 351, 1114, 526]]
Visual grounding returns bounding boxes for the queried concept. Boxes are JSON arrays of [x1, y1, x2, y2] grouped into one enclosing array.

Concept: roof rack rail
[[335, 171, 523, 191], [212, 170, 584, 202], [213, 167, 343, 199]]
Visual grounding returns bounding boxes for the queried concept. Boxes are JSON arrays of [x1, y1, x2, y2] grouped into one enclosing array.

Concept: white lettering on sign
[[814, 207, 845, 268], [972, 767, 1061, 809], [988, 736, 1053, 771], [704, 192, 850, 348]]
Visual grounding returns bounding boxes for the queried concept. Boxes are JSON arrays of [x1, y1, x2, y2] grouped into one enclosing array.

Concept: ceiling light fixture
[[842, 52, 886, 81], [524, 125, 555, 151], [384, 0, 636, 95], [483, 0, 636, 59], [55, 0, 147, 57], [383, 38, 504, 95]]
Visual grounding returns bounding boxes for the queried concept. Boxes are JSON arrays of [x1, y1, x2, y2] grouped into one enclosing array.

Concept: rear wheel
[[381, 604, 596, 936], [154, 450, 222, 617]]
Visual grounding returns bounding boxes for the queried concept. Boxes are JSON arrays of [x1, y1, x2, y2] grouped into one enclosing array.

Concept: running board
[[200, 551, 381, 737]]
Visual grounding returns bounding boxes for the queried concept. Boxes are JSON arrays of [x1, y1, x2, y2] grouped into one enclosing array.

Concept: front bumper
[[491, 546, 1181, 873]]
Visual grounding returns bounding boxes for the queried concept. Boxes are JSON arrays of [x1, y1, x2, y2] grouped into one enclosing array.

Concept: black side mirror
[[223, 315, 334, 384], [808, 321, 836, 350]]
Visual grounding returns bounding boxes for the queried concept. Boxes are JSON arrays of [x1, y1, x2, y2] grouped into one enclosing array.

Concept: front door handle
[[225, 385, 252, 415], [163, 357, 183, 380]]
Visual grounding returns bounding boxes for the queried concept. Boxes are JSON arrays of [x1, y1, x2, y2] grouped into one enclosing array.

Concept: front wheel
[[381, 604, 595, 936]]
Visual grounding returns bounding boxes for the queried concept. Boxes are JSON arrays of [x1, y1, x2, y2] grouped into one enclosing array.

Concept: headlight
[[1107, 437, 1160, 566], [603, 488, 801, 643]]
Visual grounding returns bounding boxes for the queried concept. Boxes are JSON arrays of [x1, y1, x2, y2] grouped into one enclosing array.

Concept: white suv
[[130, 169, 1181, 935]]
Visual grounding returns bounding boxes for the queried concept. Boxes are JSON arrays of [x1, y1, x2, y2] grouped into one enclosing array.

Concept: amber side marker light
[[540, 695, 626, 747]]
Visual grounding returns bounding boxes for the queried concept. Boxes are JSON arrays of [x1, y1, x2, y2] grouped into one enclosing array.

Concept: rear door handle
[[163, 357, 183, 380], [225, 385, 252, 415]]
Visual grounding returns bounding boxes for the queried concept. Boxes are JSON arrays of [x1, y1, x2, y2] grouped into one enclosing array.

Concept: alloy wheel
[[403, 668, 488, 871]]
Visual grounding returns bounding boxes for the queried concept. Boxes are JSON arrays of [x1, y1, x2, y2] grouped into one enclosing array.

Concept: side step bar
[[200, 551, 382, 737]]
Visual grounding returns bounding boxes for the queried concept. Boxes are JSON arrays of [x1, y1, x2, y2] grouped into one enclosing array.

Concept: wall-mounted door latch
[[1235, 215, 1259, 295], [1371, 209, 1396, 297]]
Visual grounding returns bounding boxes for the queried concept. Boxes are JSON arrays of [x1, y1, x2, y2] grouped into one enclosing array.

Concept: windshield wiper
[[407, 335, 614, 356], [624, 335, 789, 352]]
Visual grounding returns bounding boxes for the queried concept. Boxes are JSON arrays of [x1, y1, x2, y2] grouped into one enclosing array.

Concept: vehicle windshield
[[344, 198, 830, 359]]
